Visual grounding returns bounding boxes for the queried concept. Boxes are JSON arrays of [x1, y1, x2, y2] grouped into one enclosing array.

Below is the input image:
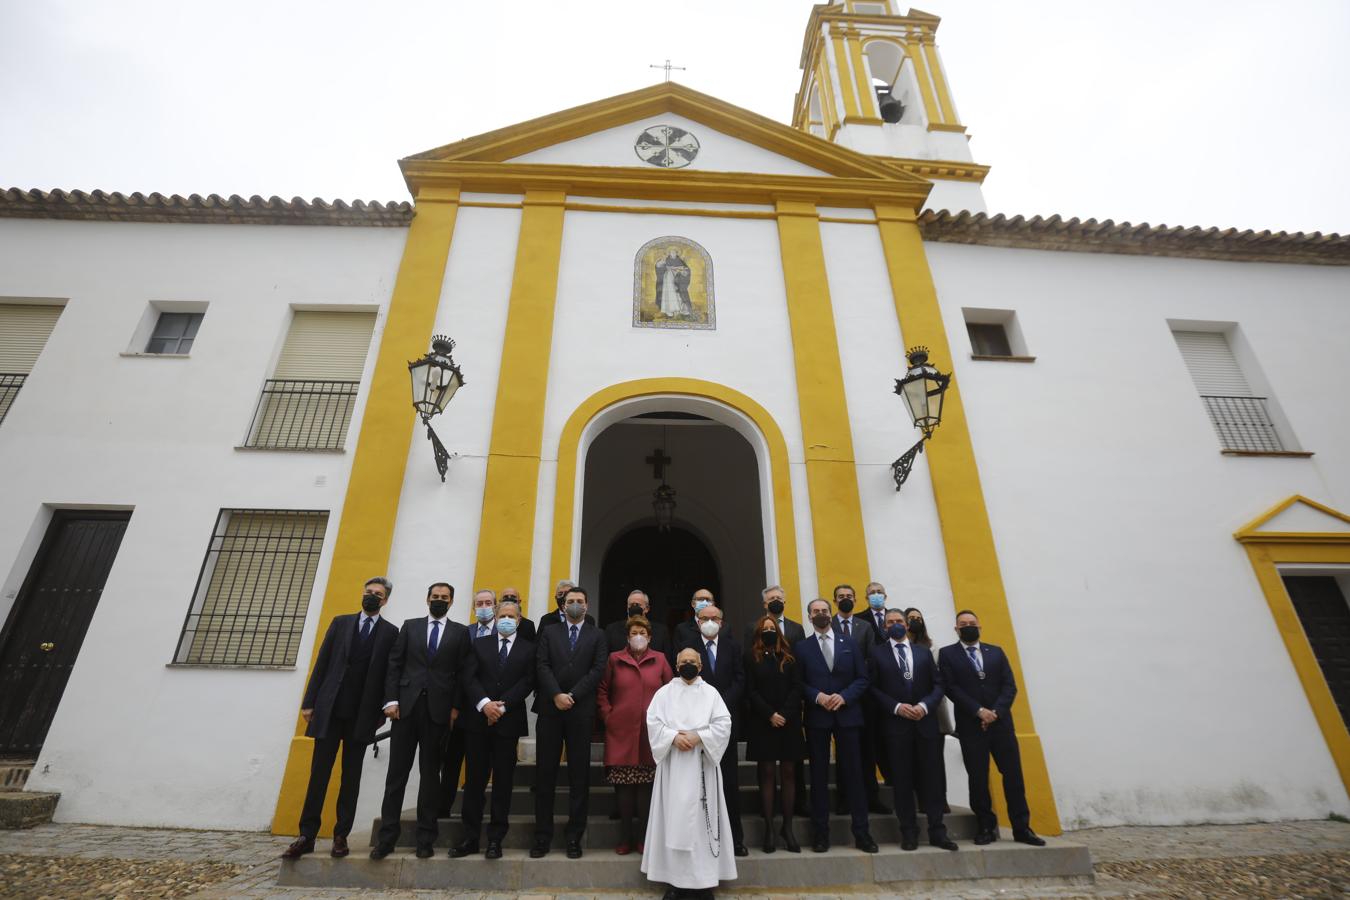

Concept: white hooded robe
[[640, 676, 738, 889]]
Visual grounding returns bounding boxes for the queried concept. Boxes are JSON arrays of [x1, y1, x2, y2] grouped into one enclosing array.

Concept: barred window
[[173, 509, 329, 667], [1172, 329, 1287, 453]]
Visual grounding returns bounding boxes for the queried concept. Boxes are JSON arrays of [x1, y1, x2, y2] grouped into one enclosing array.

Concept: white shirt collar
[[962, 641, 981, 650], [427, 613, 448, 626], [890, 637, 910, 648], [359, 612, 379, 625], [814, 628, 833, 639]]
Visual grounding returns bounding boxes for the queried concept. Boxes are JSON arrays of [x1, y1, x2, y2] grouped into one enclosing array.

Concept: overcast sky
[[3, 1, 1347, 233]]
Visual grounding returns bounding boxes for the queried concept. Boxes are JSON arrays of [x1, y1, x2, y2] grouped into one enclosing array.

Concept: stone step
[[372, 807, 981, 848], [0, 791, 59, 830], [280, 838, 1094, 891], [0, 761, 34, 793], [512, 758, 761, 787]]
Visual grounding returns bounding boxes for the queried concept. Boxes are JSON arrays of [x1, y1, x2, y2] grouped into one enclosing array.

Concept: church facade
[[1, 0, 1348, 837]]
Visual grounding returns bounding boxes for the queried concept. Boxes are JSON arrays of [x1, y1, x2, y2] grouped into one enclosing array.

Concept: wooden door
[[0, 511, 131, 756], [1284, 575, 1350, 729]]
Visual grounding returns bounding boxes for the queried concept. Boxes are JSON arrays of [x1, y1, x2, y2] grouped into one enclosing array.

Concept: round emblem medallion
[[634, 124, 700, 169]]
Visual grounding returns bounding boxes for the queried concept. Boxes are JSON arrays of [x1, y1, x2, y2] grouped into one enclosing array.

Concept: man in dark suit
[[742, 584, 806, 647], [674, 586, 715, 651], [938, 609, 1045, 847], [371, 582, 473, 859], [832, 583, 890, 815], [497, 587, 537, 641], [451, 600, 535, 860], [531, 586, 608, 859], [282, 576, 400, 860], [680, 603, 748, 857], [794, 597, 878, 854], [871, 608, 958, 852], [861, 581, 891, 639], [537, 579, 596, 632], [605, 589, 672, 657]]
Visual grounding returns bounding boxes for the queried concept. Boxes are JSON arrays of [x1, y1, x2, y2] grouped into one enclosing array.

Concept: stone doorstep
[[278, 838, 1094, 890], [0, 791, 60, 830], [0, 761, 35, 792]]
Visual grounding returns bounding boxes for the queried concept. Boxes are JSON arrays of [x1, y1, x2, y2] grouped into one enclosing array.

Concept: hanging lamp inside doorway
[[651, 425, 677, 531]]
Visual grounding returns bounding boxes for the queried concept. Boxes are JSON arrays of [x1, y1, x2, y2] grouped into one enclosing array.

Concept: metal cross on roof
[[649, 59, 686, 82]]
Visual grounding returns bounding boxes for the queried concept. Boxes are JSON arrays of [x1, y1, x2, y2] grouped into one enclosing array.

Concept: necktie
[[821, 633, 834, 671], [499, 637, 510, 666], [428, 620, 441, 656], [841, 618, 850, 638], [966, 645, 983, 675], [360, 618, 372, 641], [569, 624, 579, 651], [875, 611, 884, 631], [706, 640, 717, 671]]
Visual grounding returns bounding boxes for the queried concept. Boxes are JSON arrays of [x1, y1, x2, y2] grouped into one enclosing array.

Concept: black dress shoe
[[855, 833, 879, 853], [485, 841, 502, 859], [868, 799, 892, 815], [566, 840, 583, 859], [369, 842, 395, 860], [529, 838, 550, 858], [280, 836, 314, 860], [1013, 829, 1046, 846], [811, 837, 830, 853], [734, 843, 748, 857], [449, 840, 479, 858], [974, 830, 996, 846], [779, 823, 801, 853], [930, 836, 959, 851], [900, 832, 919, 852], [415, 844, 434, 859]]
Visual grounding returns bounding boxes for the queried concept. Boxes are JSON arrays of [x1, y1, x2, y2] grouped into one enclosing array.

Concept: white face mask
[[699, 620, 721, 638], [629, 635, 648, 651]]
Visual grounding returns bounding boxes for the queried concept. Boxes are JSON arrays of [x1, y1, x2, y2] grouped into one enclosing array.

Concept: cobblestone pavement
[[0, 819, 1347, 898]]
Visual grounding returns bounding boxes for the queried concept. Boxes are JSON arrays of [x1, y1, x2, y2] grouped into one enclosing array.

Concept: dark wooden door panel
[[1283, 575, 1350, 729], [0, 511, 130, 756]]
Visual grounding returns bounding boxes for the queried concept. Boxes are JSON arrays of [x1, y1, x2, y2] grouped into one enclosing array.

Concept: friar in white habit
[[642, 647, 738, 900]]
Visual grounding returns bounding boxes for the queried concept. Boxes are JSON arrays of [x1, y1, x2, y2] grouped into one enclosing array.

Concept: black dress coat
[[461, 633, 536, 738], [743, 646, 806, 761], [383, 616, 472, 725], [301, 612, 399, 743]]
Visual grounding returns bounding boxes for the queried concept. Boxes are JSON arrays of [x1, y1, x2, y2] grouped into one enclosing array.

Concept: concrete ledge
[[0, 792, 60, 829], [280, 839, 1093, 891]]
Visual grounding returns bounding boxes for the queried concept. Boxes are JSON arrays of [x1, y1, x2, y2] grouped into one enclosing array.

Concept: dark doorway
[[0, 511, 131, 756], [1283, 575, 1350, 729], [599, 526, 720, 633]]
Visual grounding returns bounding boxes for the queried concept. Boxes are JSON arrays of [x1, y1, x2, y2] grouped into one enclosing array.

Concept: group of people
[[282, 576, 1045, 899]]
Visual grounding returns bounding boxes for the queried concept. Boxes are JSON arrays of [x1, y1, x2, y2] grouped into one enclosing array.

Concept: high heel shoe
[[779, 821, 801, 853], [761, 818, 776, 853]]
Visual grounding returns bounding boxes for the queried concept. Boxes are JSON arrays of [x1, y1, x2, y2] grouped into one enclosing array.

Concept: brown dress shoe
[[330, 835, 349, 857], [280, 836, 315, 859]]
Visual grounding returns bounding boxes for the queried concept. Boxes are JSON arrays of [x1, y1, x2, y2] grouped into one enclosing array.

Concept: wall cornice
[[0, 188, 412, 227]]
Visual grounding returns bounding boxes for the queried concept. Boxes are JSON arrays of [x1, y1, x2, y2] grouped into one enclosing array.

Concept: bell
[[876, 88, 904, 124]]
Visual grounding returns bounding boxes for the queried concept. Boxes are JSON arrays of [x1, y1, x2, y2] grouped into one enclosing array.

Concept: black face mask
[[958, 624, 980, 643], [627, 603, 644, 618], [810, 613, 832, 631], [361, 593, 382, 614], [907, 619, 927, 639], [428, 599, 450, 618], [767, 599, 785, 616], [678, 663, 700, 681], [760, 630, 778, 646], [836, 597, 854, 614]]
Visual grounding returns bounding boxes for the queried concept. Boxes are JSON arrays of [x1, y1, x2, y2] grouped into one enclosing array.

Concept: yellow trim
[[470, 190, 568, 622], [830, 31, 862, 121], [921, 37, 957, 124], [271, 186, 462, 836], [547, 379, 801, 601], [846, 31, 881, 121], [927, 122, 968, 134], [1235, 501, 1350, 796], [567, 202, 776, 220], [775, 199, 870, 598], [816, 60, 841, 138], [905, 37, 942, 125], [872, 202, 1062, 835]]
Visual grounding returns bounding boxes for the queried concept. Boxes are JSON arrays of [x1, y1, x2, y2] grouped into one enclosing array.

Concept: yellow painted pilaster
[[775, 199, 870, 599], [846, 31, 882, 122], [922, 36, 957, 125], [829, 30, 862, 121], [873, 203, 1062, 835], [817, 60, 841, 138], [471, 190, 568, 622], [905, 34, 942, 125], [271, 186, 462, 836]]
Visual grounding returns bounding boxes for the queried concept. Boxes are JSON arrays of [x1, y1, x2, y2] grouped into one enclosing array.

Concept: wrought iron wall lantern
[[408, 335, 465, 482], [891, 346, 951, 491]]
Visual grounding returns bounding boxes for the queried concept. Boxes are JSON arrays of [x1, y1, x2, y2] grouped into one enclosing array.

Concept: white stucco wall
[[925, 241, 1350, 827], [0, 218, 407, 829]]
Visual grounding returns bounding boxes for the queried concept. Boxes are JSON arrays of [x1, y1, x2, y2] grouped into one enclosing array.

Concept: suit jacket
[[461, 633, 535, 737], [605, 619, 672, 658], [937, 641, 1018, 737], [869, 640, 944, 739], [538, 609, 595, 631], [301, 612, 398, 743], [684, 632, 745, 722], [859, 607, 890, 639], [743, 616, 806, 648], [832, 614, 878, 658], [533, 619, 608, 716], [794, 631, 869, 729], [383, 616, 472, 725], [466, 618, 536, 644]]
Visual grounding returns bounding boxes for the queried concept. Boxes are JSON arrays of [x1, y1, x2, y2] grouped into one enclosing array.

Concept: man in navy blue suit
[[937, 610, 1045, 847], [794, 597, 878, 854], [870, 608, 958, 852]]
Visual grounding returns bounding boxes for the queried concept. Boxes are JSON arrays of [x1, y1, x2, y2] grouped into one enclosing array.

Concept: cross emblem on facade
[[649, 59, 686, 82], [645, 448, 672, 480]]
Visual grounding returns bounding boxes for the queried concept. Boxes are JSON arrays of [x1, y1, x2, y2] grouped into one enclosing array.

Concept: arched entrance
[[598, 526, 721, 631]]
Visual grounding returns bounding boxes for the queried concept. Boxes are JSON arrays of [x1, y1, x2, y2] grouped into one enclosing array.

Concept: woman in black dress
[[744, 614, 805, 853]]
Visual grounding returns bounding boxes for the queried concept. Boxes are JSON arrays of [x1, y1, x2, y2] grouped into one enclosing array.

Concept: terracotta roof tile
[[0, 188, 411, 226]]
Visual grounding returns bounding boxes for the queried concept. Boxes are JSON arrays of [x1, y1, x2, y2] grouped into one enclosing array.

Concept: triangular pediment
[[1236, 495, 1350, 539], [404, 82, 928, 187]]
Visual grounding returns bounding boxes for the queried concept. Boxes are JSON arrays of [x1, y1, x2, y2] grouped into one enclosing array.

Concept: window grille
[[1172, 329, 1286, 452]]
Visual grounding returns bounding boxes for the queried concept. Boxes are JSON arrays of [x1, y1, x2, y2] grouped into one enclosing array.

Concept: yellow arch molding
[[547, 379, 800, 604], [1236, 495, 1350, 797]]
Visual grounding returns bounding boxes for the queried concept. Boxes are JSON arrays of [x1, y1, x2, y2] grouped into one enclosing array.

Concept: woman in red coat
[[597, 615, 672, 854]]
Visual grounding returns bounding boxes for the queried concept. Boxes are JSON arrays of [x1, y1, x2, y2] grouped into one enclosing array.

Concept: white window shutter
[[272, 310, 376, 381], [1171, 330, 1252, 397], [0, 304, 64, 373]]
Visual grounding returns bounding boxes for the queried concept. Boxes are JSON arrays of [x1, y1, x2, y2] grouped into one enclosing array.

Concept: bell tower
[[792, 1, 987, 212]]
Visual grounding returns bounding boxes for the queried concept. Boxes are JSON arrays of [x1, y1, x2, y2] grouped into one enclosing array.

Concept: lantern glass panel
[[901, 376, 929, 427], [409, 360, 436, 416]]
